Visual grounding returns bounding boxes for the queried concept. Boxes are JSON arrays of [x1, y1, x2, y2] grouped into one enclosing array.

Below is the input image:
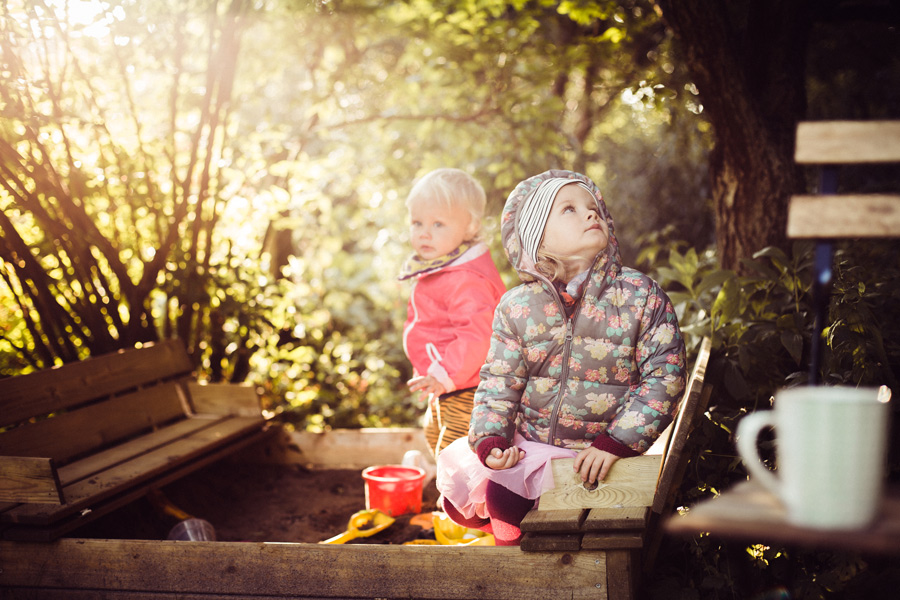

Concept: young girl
[[400, 168, 506, 457], [436, 169, 686, 545]]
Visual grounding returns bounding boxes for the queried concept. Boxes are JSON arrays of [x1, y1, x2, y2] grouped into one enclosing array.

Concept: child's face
[[408, 200, 475, 260], [540, 184, 609, 271]]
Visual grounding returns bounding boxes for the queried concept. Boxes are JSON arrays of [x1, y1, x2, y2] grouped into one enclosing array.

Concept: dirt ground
[[77, 458, 443, 545]]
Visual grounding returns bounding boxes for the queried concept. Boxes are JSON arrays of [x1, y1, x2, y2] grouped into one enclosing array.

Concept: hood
[[500, 169, 621, 283]]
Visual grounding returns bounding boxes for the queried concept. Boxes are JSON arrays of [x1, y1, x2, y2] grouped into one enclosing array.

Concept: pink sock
[[484, 481, 535, 546]]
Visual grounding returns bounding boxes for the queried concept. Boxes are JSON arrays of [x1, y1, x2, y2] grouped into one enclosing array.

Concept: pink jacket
[[403, 243, 506, 393]]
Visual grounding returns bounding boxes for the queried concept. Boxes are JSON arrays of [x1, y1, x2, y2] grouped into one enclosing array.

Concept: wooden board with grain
[[0, 339, 192, 429], [0, 539, 613, 600], [537, 455, 662, 511], [0, 457, 63, 505], [2, 416, 265, 525], [187, 382, 262, 417], [787, 194, 900, 239], [794, 120, 900, 164], [0, 383, 187, 464]]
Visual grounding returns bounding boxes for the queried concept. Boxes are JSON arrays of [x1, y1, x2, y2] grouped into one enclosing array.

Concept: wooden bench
[[0, 339, 272, 541], [519, 336, 713, 597]]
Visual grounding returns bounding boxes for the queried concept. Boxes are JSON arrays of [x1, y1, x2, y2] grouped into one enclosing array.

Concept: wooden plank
[[0, 457, 63, 504], [0, 539, 611, 600], [0, 383, 187, 464], [267, 427, 433, 469], [520, 508, 587, 533], [652, 337, 711, 515], [787, 194, 900, 238], [537, 455, 661, 511], [1, 426, 274, 541], [0, 592, 359, 600], [187, 381, 262, 417], [665, 480, 900, 556], [520, 532, 582, 552], [794, 120, 900, 164], [56, 416, 221, 485], [2, 416, 265, 525], [583, 507, 649, 531], [581, 533, 644, 550], [605, 549, 637, 600], [0, 339, 192, 429]]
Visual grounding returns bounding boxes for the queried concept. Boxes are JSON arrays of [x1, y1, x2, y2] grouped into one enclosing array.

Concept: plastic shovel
[[432, 511, 494, 546], [319, 509, 395, 544]]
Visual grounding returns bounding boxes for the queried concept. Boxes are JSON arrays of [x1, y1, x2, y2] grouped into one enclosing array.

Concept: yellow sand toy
[[320, 509, 395, 544], [430, 511, 494, 546]]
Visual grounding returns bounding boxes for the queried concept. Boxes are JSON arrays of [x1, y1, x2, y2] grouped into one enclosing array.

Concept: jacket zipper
[[548, 305, 576, 446], [540, 263, 598, 446]]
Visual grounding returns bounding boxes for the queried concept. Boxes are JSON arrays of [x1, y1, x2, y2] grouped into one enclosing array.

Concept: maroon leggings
[[442, 481, 536, 546]]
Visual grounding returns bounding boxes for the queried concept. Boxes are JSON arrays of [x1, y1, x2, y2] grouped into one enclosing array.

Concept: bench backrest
[[0, 339, 194, 464], [651, 336, 712, 515], [787, 120, 900, 239]]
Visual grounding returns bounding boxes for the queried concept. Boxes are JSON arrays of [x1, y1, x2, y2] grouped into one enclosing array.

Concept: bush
[[640, 237, 900, 599]]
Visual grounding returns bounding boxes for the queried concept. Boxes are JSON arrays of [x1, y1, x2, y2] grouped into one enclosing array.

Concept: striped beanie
[[518, 178, 595, 265]]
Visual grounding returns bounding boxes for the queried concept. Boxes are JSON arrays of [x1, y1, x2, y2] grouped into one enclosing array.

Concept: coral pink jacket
[[403, 243, 506, 393]]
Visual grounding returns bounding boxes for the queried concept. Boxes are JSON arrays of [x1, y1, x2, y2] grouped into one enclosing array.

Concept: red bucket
[[362, 465, 426, 517]]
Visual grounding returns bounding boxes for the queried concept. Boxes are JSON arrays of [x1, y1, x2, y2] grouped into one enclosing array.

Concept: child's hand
[[485, 446, 525, 470], [407, 375, 447, 397], [574, 447, 620, 485]]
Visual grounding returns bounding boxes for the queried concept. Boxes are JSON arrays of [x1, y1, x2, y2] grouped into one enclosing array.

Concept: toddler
[[436, 169, 686, 545], [399, 168, 506, 457]]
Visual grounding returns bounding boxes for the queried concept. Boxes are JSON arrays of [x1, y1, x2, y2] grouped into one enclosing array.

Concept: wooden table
[[664, 479, 900, 555]]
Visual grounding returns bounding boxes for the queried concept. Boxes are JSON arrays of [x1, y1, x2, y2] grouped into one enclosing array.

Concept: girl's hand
[[407, 375, 447, 397], [485, 446, 525, 470], [574, 447, 620, 485]]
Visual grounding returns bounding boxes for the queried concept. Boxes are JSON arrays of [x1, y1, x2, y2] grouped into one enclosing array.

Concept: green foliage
[[641, 237, 900, 599], [0, 0, 708, 431]]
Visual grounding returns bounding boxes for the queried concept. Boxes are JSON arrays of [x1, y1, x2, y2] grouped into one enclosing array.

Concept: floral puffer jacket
[[469, 170, 686, 455]]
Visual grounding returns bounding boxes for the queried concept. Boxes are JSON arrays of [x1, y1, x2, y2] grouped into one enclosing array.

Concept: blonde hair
[[406, 168, 487, 241], [535, 249, 569, 283]]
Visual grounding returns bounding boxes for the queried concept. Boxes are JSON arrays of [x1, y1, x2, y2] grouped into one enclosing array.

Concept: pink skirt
[[435, 435, 577, 520]]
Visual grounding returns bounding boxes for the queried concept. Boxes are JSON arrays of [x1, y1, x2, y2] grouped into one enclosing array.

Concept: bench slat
[[787, 194, 900, 238], [519, 532, 582, 552], [187, 382, 261, 417], [795, 121, 900, 164], [1, 426, 273, 542], [0, 383, 188, 464], [2, 416, 265, 525], [581, 532, 644, 550], [0, 410, 210, 518], [0, 457, 64, 504], [583, 507, 649, 531], [0, 339, 192, 428], [56, 416, 221, 486], [652, 337, 711, 515], [520, 509, 586, 533]]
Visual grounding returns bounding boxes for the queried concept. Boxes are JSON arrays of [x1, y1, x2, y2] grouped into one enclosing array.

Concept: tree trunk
[[656, 0, 811, 272]]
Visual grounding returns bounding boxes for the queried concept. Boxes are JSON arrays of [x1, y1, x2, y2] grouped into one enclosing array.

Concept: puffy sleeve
[[469, 293, 527, 450], [605, 280, 687, 453]]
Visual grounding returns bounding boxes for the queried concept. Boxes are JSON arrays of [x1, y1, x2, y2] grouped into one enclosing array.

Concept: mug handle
[[735, 411, 781, 496]]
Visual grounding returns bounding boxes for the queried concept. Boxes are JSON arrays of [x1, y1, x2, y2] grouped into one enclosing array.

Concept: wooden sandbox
[[0, 427, 629, 600]]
